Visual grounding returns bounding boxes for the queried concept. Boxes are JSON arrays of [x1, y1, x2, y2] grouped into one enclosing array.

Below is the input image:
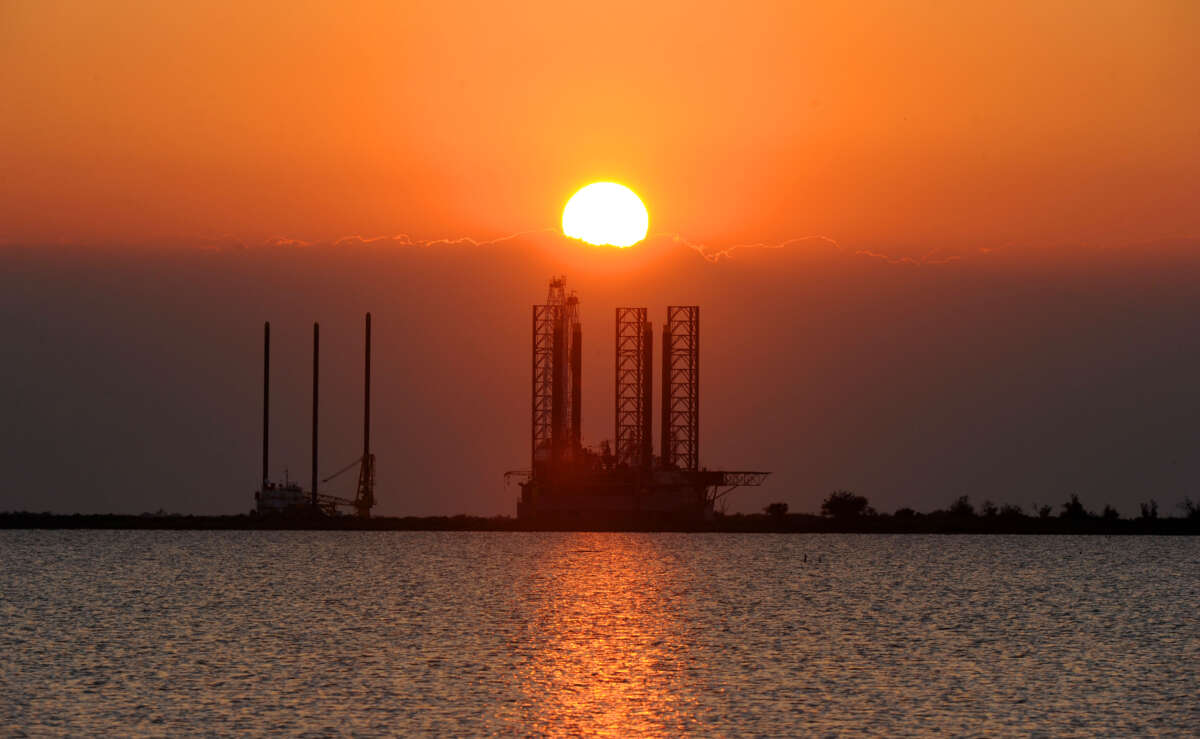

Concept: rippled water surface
[[2, 532, 1197, 736]]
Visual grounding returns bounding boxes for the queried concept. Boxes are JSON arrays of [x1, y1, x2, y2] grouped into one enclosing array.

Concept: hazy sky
[[3, 237, 1199, 517], [2, 2, 1198, 516]]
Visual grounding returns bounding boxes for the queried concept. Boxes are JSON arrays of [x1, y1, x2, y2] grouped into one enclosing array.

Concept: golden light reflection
[[504, 534, 696, 735]]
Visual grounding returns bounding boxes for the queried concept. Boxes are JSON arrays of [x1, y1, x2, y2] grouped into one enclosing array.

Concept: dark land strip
[[3, 511, 1198, 534]]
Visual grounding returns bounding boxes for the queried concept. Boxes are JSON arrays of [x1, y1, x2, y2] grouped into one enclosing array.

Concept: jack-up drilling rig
[[255, 313, 376, 517], [509, 277, 768, 525]]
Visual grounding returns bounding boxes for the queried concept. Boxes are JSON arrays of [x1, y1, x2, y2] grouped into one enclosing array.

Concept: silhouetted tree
[[948, 495, 975, 517], [1179, 498, 1199, 520], [821, 490, 873, 518], [1060, 494, 1089, 520], [893, 507, 916, 519], [981, 500, 999, 517], [1034, 503, 1053, 519], [999, 503, 1024, 518], [764, 502, 789, 517], [1139, 500, 1158, 520], [1101, 505, 1120, 521]]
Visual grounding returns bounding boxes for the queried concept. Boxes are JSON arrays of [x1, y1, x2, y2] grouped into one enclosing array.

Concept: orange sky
[[2, 1, 1197, 252]]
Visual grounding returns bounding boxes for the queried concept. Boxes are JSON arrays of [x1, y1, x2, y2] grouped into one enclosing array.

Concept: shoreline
[[2, 512, 1197, 535]]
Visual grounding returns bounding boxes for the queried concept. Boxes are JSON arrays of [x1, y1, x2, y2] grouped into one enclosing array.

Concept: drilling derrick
[[532, 277, 581, 470], [664, 306, 700, 471], [531, 303, 558, 468], [660, 322, 670, 467], [614, 307, 648, 467]]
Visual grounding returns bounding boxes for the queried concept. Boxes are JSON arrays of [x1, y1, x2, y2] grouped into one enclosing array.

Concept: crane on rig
[[318, 451, 375, 518]]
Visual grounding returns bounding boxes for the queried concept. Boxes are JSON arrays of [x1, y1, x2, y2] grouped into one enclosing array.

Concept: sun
[[562, 182, 649, 248]]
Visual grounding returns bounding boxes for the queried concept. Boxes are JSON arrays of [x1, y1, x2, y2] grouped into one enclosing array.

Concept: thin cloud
[[320, 228, 557, 249], [665, 233, 843, 262], [252, 229, 1200, 268], [256, 228, 556, 251], [263, 236, 311, 247], [855, 249, 921, 266], [674, 233, 977, 266]]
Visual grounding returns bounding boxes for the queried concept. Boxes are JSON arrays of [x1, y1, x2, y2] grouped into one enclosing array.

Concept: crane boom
[[321, 455, 363, 484]]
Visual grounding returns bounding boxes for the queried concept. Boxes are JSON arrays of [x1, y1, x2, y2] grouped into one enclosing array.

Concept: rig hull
[[517, 467, 725, 526]]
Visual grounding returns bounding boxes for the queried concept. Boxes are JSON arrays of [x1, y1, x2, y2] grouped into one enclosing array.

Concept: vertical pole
[[262, 321, 270, 489], [312, 321, 319, 508], [531, 306, 536, 471], [571, 322, 582, 456], [551, 320, 564, 464], [363, 313, 371, 461], [641, 322, 652, 468], [661, 323, 671, 467]]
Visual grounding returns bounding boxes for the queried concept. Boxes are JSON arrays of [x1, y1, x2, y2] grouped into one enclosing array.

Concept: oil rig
[[510, 277, 768, 525], [254, 314, 376, 517]]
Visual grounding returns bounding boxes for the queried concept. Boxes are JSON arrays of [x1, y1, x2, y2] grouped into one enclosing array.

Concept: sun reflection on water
[[500, 534, 697, 735]]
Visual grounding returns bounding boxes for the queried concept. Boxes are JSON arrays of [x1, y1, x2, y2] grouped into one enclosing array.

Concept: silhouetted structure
[[262, 321, 271, 490], [255, 314, 376, 517], [531, 278, 581, 469], [663, 306, 700, 470], [614, 307, 648, 467], [355, 314, 376, 518], [312, 321, 319, 508], [513, 277, 768, 526]]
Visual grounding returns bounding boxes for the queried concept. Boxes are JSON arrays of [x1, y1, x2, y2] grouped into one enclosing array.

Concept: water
[[2, 532, 1197, 736]]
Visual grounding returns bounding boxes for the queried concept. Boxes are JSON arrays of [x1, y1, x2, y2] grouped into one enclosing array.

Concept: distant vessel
[[509, 278, 767, 526], [254, 316, 376, 518], [255, 470, 308, 512]]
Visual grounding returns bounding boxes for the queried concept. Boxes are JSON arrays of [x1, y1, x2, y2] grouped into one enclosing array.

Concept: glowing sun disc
[[562, 182, 649, 247]]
